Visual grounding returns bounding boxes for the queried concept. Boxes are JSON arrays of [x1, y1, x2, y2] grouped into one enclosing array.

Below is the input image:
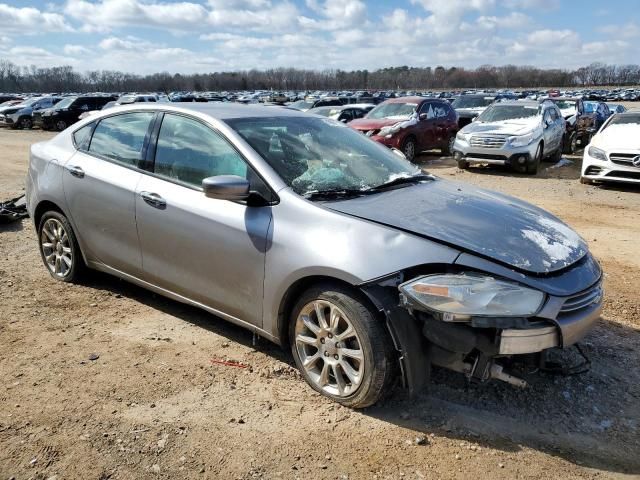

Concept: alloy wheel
[[40, 218, 73, 278], [294, 300, 364, 397], [56, 120, 67, 131]]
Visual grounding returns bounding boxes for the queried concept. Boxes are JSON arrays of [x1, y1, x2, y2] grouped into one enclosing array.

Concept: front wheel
[[19, 117, 33, 129], [563, 132, 577, 154], [38, 211, 84, 282], [441, 135, 456, 156], [290, 285, 396, 408], [55, 120, 68, 131], [401, 137, 416, 162], [526, 144, 542, 175]]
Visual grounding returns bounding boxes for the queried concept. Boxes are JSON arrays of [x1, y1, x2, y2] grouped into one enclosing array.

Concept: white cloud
[[63, 44, 91, 55], [0, 3, 72, 34]]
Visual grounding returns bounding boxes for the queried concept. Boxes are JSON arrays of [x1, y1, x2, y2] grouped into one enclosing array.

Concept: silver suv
[[26, 103, 601, 407], [453, 100, 565, 174]]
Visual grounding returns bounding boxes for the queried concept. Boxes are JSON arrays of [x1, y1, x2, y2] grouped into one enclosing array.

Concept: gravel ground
[[0, 127, 639, 480]]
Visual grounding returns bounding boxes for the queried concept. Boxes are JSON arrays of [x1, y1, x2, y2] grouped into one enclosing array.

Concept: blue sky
[[0, 0, 638, 74]]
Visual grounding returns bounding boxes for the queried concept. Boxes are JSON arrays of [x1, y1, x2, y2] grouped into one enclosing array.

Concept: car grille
[[609, 152, 640, 168], [469, 134, 508, 149], [606, 170, 640, 180], [559, 282, 603, 315]]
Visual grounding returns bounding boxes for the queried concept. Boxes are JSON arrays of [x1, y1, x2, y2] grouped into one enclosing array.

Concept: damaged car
[[453, 100, 565, 174], [349, 97, 458, 161], [27, 103, 602, 408]]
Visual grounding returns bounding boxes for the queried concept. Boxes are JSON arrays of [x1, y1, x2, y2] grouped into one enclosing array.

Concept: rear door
[[134, 112, 273, 327], [416, 101, 437, 149], [63, 112, 155, 276]]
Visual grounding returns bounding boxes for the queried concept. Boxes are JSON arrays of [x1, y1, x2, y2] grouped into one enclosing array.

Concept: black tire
[[37, 211, 85, 283], [551, 138, 563, 163], [457, 159, 469, 169], [19, 117, 33, 130], [289, 283, 397, 408], [563, 132, 577, 154], [401, 136, 417, 162], [441, 135, 455, 156], [527, 143, 542, 175], [580, 177, 593, 185], [56, 120, 67, 132]]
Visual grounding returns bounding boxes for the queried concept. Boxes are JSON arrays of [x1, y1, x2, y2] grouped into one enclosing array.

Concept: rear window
[[88, 112, 154, 166]]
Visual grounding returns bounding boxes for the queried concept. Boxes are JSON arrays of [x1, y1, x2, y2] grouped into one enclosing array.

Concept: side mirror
[[419, 113, 428, 121], [202, 175, 250, 201]]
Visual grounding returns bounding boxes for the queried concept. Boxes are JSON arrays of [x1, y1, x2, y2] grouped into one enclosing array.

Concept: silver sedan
[[26, 103, 602, 407]]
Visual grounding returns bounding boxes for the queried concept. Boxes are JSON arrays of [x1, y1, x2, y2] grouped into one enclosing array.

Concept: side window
[[549, 108, 558, 121], [73, 122, 95, 151], [89, 112, 154, 166], [419, 102, 435, 119], [154, 114, 248, 187]]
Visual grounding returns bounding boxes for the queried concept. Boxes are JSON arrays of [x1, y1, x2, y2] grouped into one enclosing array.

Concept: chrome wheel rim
[[295, 300, 364, 397], [404, 140, 415, 160], [41, 218, 72, 278]]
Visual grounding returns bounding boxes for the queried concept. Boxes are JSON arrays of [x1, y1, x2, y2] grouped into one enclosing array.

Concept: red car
[[349, 97, 458, 161]]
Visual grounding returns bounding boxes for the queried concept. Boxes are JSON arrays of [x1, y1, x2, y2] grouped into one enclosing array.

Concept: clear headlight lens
[[399, 274, 545, 321], [456, 131, 470, 142], [587, 146, 607, 161], [508, 132, 535, 147]]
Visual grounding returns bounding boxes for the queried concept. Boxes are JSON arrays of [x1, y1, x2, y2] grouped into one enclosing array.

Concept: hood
[[455, 107, 486, 117], [593, 124, 640, 151], [462, 117, 539, 136], [324, 179, 587, 274], [349, 117, 410, 131]]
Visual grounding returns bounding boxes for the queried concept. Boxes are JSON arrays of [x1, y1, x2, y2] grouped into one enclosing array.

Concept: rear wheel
[[402, 137, 416, 162], [55, 120, 67, 131], [38, 211, 84, 283], [551, 137, 563, 162], [289, 284, 396, 408]]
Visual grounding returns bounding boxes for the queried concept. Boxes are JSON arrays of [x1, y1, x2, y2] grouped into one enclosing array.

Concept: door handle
[[140, 191, 166, 209], [65, 165, 85, 178]]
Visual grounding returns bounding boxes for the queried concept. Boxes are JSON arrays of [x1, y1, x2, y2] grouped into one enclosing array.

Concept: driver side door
[[134, 113, 273, 327]]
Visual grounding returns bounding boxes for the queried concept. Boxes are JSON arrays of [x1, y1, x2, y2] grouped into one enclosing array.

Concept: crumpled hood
[[462, 117, 539, 136], [349, 117, 409, 131], [325, 179, 588, 274], [592, 124, 640, 151]]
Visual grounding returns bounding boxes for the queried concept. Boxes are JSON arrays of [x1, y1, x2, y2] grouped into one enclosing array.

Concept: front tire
[[289, 284, 396, 408], [526, 143, 542, 175], [441, 135, 455, 156], [401, 137, 416, 162], [19, 117, 33, 130], [55, 120, 68, 131], [563, 132, 577, 154], [38, 211, 84, 283]]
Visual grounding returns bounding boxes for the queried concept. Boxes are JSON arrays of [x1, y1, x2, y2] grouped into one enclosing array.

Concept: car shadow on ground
[[80, 270, 640, 476]]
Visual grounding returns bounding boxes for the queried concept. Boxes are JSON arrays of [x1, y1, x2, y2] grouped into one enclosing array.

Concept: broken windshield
[[477, 104, 539, 122], [225, 116, 421, 197]]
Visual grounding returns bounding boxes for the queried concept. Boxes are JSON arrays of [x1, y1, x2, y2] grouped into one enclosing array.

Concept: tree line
[[1, 60, 639, 93]]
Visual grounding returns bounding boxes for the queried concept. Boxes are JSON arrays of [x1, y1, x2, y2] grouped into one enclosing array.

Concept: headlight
[[379, 123, 403, 137], [456, 131, 470, 142], [399, 274, 545, 321], [587, 146, 607, 161], [508, 132, 535, 147]]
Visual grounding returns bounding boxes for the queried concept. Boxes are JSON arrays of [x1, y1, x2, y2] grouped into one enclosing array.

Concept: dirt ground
[[1, 125, 639, 480]]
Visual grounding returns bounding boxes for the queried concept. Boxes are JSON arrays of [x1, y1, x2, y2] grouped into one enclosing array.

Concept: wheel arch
[[276, 275, 382, 348], [33, 200, 89, 267]]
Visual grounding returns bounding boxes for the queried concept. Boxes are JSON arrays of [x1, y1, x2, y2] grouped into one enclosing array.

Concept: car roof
[[492, 100, 540, 107], [99, 102, 309, 120], [383, 96, 428, 104]]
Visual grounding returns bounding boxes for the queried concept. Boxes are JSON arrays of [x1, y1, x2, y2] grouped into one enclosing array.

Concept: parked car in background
[[544, 97, 593, 154], [453, 100, 565, 174], [35, 95, 117, 131], [584, 101, 611, 132], [349, 97, 458, 161], [606, 103, 627, 114], [451, 94, 497, 128], [307, 104, 375, 123], [0, 96, 61, 129], [26, 103, 603, 408], [581, 109, 640, 185], [117, 94, 158, 104]]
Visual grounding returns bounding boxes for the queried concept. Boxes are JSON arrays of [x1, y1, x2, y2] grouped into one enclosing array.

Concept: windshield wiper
[[303, 188, 372, 200], [368, 173, 434, 192]]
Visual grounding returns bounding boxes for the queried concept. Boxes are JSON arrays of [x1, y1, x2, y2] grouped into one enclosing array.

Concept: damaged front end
[[361, 266, 602, 394]]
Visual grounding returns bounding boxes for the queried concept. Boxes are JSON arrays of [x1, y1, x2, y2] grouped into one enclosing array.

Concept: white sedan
[[581, 109, 640, 185]]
